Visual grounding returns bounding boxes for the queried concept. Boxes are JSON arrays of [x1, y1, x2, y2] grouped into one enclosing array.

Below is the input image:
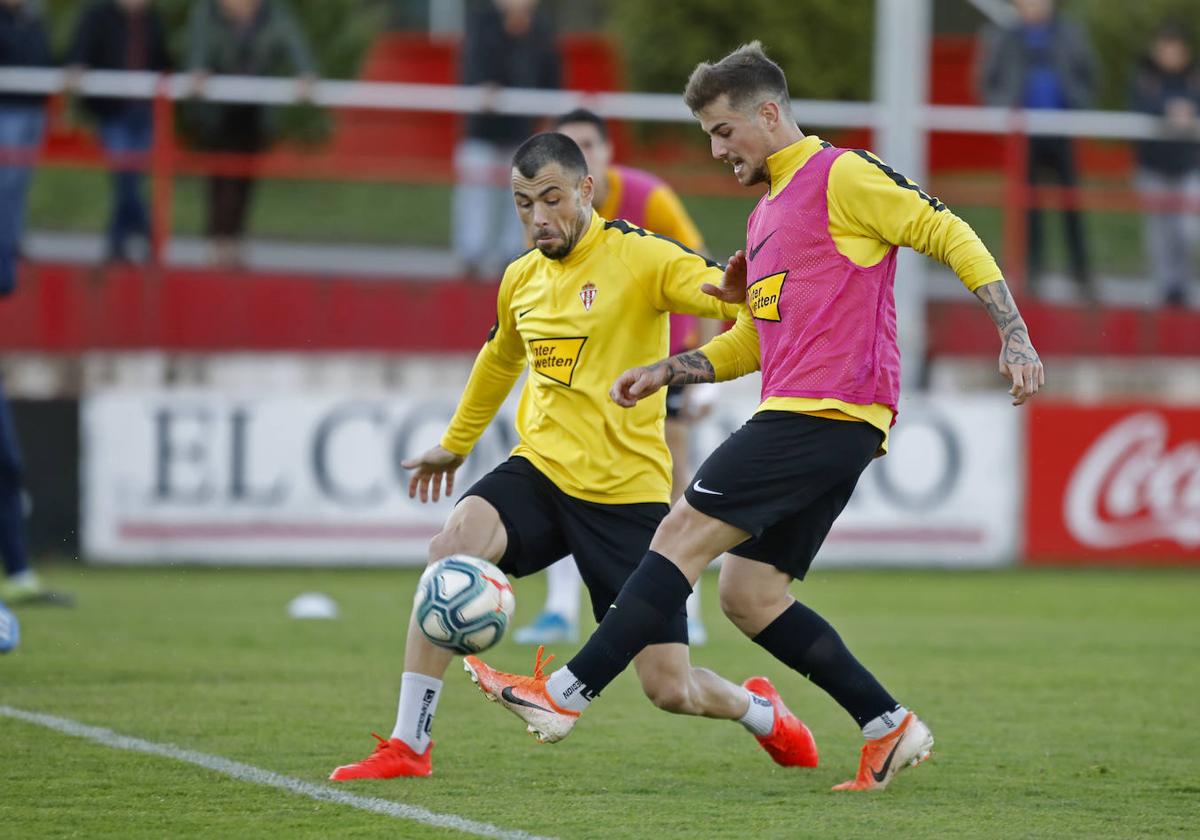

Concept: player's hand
[[999, 330, 1045, 406], [401, 445, 466, 503], [610, 363, 670, 408], [702, 249, 747, 303]]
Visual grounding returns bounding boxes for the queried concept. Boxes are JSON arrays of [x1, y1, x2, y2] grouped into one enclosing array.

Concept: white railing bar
[[0, 67, 1194, 143]]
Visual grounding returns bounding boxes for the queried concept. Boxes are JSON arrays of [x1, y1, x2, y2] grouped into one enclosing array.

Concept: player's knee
[[719, 585, 779, 636], [426, 529, 461, 564]]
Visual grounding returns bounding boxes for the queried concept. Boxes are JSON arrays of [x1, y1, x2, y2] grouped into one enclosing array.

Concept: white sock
[[861, 705, 909, 741], [545, 666, 593, 713], [685, 578, 702, 622], [391, 672, 443, 753], [739, 690, 775, 737], [543, 557, 583, 624]]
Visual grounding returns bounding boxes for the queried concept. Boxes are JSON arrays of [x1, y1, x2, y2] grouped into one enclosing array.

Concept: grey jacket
[[977, 14, 1098, 109]]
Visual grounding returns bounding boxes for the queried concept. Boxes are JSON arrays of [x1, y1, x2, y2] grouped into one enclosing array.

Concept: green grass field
[[2, 565, 1198, 839]]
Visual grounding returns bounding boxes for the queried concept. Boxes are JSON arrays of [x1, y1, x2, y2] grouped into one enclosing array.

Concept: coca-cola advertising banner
[[1026, 405, 1200, 564]]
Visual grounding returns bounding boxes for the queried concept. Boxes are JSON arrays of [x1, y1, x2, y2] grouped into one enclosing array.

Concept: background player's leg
[[514, 557, 581, 644], [0, 383, 31, 581]]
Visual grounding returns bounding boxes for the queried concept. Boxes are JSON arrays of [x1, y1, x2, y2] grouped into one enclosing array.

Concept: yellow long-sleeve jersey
[[441, 210, 742, 505], [699, 135, 1004, 451]]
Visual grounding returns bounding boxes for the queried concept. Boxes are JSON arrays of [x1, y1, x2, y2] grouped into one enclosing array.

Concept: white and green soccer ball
[[415, 555, 516, 654]]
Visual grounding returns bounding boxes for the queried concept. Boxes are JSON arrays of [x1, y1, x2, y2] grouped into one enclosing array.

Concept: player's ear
[[579, 173, 594, 205], [758, 99, 780, 130]]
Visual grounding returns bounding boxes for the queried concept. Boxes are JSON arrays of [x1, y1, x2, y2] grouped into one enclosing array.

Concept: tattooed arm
[[973, 280, 1045, 406], [609, 350, 715, 408]]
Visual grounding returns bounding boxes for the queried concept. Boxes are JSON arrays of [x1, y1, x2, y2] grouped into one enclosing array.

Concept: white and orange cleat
[[832, 712, 933, 791], [742, 676, 819, 768], [463, 645, 580, 743]]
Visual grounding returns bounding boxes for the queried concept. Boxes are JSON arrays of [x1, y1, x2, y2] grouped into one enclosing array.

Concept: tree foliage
[[608, 0, 875, 101]]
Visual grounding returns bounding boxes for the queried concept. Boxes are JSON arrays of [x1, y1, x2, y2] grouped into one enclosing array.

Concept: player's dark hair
[[683, 41, 791, 115], [554, 108, 609, 141], [512, 132, 589, 180]]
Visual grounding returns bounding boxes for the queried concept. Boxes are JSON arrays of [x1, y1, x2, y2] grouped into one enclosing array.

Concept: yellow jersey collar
[[766, 135, 826, 198], [559, 210, 604, 267]]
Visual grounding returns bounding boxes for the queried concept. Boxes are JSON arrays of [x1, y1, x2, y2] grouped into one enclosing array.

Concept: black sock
[[565, 551, 691, 697], [752, 601, 897, 727]]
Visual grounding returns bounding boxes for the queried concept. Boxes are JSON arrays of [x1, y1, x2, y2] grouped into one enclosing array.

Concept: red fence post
[[1002, 112, 1029, 298], [150, 77, 174, 267]]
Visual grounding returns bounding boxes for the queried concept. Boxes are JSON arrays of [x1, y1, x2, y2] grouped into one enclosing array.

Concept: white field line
[[0, 705, 555, 840]]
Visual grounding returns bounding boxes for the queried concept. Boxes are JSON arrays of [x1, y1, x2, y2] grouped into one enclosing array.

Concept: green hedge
[[608, 0, 874, 101]]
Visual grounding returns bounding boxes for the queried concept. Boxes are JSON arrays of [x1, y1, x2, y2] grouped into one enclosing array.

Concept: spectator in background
[[1130, 21, 1200, 308], [0, 2, 71, 607], [68, 0, 172, 265], [454, 0, 561, 279], [185, 0, 315, 269], [0, 0, 51, 291], [978, 0, 1097, 299]]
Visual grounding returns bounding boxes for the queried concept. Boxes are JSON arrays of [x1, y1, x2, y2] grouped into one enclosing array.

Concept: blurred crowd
[[978, 0, 1200, 307], [0, 0, 1198, 306], [0, 0, 313, 276]]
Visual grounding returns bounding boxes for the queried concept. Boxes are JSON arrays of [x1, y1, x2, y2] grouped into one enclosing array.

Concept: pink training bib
[[745, 145, 901, 413]]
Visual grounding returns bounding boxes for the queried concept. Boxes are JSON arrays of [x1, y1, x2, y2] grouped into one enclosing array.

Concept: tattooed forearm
[[975, 280, 1043, 369], [974, 281, 1024, 337], [659, 350, 716, 386]]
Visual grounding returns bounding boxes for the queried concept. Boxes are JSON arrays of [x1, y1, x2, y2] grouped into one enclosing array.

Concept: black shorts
[[462, 456, 686, 644], [665, 384, 685, 419], [684, 411, 883, 579]]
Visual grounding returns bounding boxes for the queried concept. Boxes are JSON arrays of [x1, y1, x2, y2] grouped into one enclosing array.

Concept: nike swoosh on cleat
[[692, 480, 723, 496], [871, 737, 905, 783], [748, 230, 776, 261], [500, 686, 555, 714]]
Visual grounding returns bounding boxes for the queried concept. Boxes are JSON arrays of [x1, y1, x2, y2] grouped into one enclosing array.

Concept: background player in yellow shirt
[[514, 108, 715, 647], [329, 132, 818, 780]]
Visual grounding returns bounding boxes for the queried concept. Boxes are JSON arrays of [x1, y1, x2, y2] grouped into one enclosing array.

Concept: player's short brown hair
[[683, 41, 791, 115]]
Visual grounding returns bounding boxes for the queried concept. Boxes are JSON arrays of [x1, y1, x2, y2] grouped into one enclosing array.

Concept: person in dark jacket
[[978, 0, 1098, 298], [0, 0, 72, 607], [452, 0, 561, 278], [185, 0, 314, 269], [1130, 21, 1200, 307], [68, 0, 172, 263], [0, 0, 51, 291]]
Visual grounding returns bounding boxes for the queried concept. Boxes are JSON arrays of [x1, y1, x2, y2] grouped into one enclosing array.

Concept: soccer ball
[[415, 555, 516, 654]]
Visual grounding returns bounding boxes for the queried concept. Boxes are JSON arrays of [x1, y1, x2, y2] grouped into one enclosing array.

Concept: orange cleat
[[742, 676, 819, 768], [463, 645, 580, 743], [329, 733, 432, 780], [832, 712, 933, 791]]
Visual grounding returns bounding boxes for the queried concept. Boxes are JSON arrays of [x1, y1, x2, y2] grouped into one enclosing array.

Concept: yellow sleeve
[[827, 151, 1003, 292], [696, 307, 759, 381], [643, 184, 706, 252], [623, 228, 741, 321], [439, 270, 527, 456]]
